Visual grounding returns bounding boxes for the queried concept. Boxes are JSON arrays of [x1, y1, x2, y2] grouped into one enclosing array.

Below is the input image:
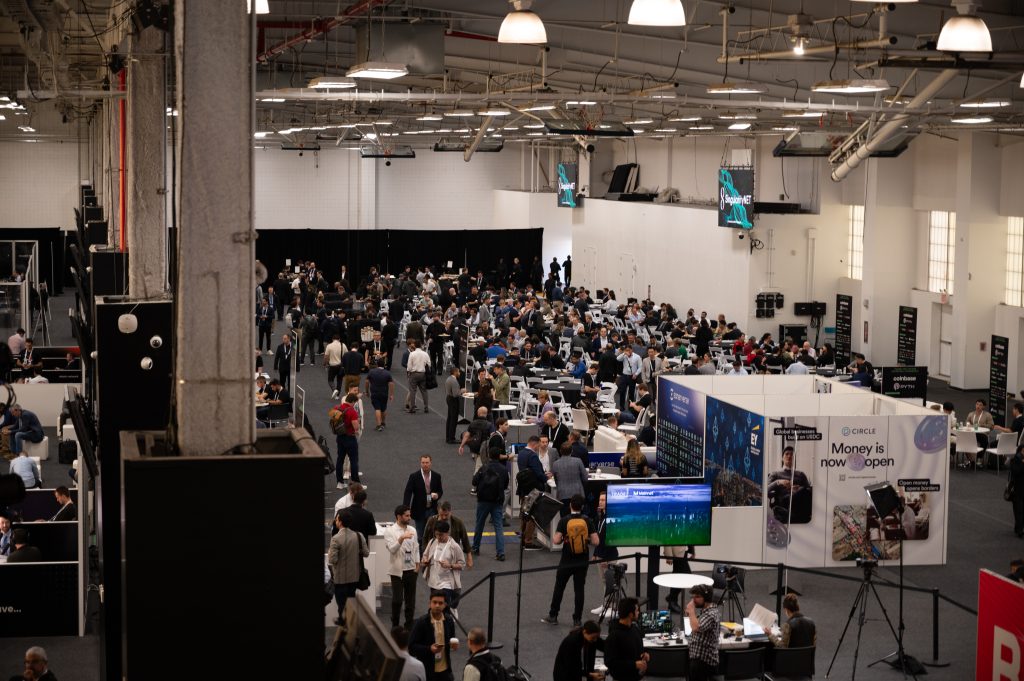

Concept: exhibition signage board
[[990, 335, 1009, 428], [556, 162, 578, 208], [0, 562, 79, 636], [704, 397, 764, 507], [976, 569, 1024, 681], [835, 294, 853, 368], [764, 417, 827, 567], [881, 366, 928, 401], [656, 378, 705, 478], [896, 306, 917, 366], [717, 167, 754, 228]]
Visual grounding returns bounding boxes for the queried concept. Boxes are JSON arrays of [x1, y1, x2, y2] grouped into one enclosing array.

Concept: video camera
[[713, 563, 746, 594], [609, 562, 628, 578], [856, 557, 878, 577]]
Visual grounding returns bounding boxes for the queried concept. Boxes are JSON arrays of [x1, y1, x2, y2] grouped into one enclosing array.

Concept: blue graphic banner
[[718, 167, 754, 228], [705, 397, 764, 507], [656, 379, 705, 478], [557, 162, 578, 208]]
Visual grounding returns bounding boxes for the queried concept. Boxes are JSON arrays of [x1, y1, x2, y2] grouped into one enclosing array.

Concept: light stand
[[865, 482, 924, 677]]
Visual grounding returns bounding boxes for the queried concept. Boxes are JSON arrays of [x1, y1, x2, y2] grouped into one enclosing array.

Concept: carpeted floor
[[0, 314, 1012, 680]]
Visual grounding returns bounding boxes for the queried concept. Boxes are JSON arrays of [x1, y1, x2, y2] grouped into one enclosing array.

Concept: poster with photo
[[823, 417, 894, 566], [705, 397, 763, 507], [764, 416, 829, 566], [886, 414, 948, 564]]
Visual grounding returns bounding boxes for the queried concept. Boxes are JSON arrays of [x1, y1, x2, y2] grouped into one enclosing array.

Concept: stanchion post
[[931, 588, 939, 663], [634, 552, 642, 598], [775, 563, 785, 619], [487, 571, 496, 644]]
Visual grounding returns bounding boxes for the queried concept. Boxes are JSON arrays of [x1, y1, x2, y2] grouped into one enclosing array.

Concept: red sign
[[977, 569, 1024, 680]]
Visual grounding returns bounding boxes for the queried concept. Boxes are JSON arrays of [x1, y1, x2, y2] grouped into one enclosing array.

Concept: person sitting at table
[[0, 513, 12, 556], [538, 345, 566, 371], [48, 486, 77, 521], [767, 594, 817, 650], [848, 353, 874, 387], [816, 343, 835, 367], [23, 367, 49, 384], [566, 352, 587, 380], [6, 528, 43, 563], [595, 415, 630, 450], [965, 398, 996, 453], [534, 390, 556, 423], [995, 402, 1024, 445], [581, 363, 601, 403], [619, 440, 649, 478], [6, 405, 43, 458], [553, 620, 605, 681], [618, 383, 652, 424], [485, 339, 507, 360], [254, 375, 268, 401]]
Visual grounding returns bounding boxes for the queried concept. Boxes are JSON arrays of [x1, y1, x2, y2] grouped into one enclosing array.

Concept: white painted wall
[[0, 141, 85, 230]]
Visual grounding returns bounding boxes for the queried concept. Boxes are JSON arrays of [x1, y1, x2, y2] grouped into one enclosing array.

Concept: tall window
[[847, 205, 864, 280], [1007, 216, 1024, 306], [927, 210, 956, 295]]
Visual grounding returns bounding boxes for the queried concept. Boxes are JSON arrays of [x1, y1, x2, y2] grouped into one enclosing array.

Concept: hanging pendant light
[[628, 0, 686, 27], [937, 2, 992, 52], [498, 0, 547, 44]]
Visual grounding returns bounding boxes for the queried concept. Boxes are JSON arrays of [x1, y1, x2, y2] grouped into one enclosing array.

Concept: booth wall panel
[[817, 393, 876, 415], [706, 507, 765, 566], [762, 394, 820, 416], [711, 376, 764, 395], [0, 142, 83, 230]]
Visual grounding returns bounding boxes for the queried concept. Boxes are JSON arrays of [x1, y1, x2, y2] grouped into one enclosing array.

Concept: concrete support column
[[126, 26, 168, 298], [950, 132, 1003, 389], [859, 152, 917, 366], [173, 0, 255, 455]]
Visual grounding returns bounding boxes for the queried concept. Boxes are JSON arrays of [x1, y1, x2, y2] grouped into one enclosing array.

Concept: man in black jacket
[[337, 490, 377, 541], [380, 314, 398, 369], [404, 455, 444, 545], [273, 332, 293, 391], [553, 621, 604, 681], [409, 591, 459, 681], [604, 597, 648, 681], [471, 450, 510, 560]]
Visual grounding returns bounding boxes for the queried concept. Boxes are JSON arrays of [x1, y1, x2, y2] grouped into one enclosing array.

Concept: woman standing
[[619, 440, 650, 479]]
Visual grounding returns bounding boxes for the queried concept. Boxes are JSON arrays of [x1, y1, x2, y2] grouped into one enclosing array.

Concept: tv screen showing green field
[[605, 483, 712, 547]]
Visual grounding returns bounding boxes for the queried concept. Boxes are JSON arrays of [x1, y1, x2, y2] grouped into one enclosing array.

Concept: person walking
[[330, 393, 362, 489], [541, 495, 599, 627], [327, 509, 369, 623], [406, 340, 431, 414], [384, 505, 420, 629], [404, 455, 444, 545], [444, 367, 464, 444], [409, 591, 460, 681], [365, 357, 395, 431], [471, 449, 510, 561]]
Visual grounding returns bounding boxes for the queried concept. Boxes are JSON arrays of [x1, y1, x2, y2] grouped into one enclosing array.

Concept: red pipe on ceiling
[[445, 30, 497, 42], [257, 0, 392, 63]]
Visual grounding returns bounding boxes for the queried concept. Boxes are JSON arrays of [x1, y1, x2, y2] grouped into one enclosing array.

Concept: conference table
[[536, 381, 582, 404]]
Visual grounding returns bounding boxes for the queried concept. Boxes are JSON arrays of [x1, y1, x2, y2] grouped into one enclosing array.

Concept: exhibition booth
[[655, 374, 949, 569]]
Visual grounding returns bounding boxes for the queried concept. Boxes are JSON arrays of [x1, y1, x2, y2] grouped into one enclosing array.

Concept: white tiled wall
[[0, 141, 85, 230]]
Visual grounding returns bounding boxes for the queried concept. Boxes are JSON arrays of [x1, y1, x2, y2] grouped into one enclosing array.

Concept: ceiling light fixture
[[959, 98, 1010, 108], [718, 112, 757, 120], [782, 110, 825, 118], [523, 123, 546, 129], [260, 97, 285, 103], [522, 104, 555, 112], [793, 37, 806, 56], [652, 94, 677, 99], [417, 114, 443, 121], [308, 76, 357, 89], [18, 125, 35, 132], [937, 2, 992, 53], [477, 108, 511, 116], [729, 122, 753, 130], [627, 0, 686, 26], [690, 125, 713, 130], [498, 0, 547, 44], [445, 110, 475, 117], [706, 82, 768, 95], [246, 0, 269, 14], [566, 100, 597, 106], [655, 128, 678, 132], [812, 79, 891, 94], [951, 114, 993, 124], [669, 115, 702, 122], [624, 118, 654, 125], [346, 62, 408, 80], [254, 132, 271, 138]]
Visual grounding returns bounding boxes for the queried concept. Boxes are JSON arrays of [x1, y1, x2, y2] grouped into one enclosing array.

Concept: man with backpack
[[462, 627, 509, 681], [471, 449, 510, 561], [541, 495, 599, 627], [330, 393, 362, 489]]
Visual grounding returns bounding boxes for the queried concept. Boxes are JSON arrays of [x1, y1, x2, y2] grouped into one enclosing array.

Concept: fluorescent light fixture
[[308, 76, 357, 89], [165, 107, 178, 116], [631, 128, 646, 133], [717, 112, 757, 120], [444, 109, 475, 117], [260, 97, 286, 103], [782, 110, 825, 118], [773, 126, 799, 131], [503, 126, 519, 131], [624, 118, 654, 125], [523, 123, 546, 129], [18, 125, 35, 132], [362, 132, 378, 140], [346, 62, 408, 80], [937, 13, 992, 52], [566, 100, 597, 106], [21, 139, 39, 143], [669, 115, 702, 122], [959, 98, 1010, 108], [707, 82, 767, 95], [359, 144, 415, 159], [254, 131, 271, 138], [527, 132, 544, 136], [689, 125, 713, 130], [477, 108, 511, 116], [375, 120, 393, 126], [417, 114, 443, 121], [654, 128, 678, 132], [0, 115, 5, 121], [522, 104, 555, 112], [729, 122, 753, 130], [951, 115, 993, 124], [812, 79, 891, 94], [498, 0, 547, 44], [628, 0, 686, 26], [652, 94, 677, 99], [437, 128, 452, 133], [544, 119, 634, 136], [246, 0, 269, 14]]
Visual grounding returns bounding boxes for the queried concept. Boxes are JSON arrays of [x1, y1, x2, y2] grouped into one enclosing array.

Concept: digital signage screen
[[605, 483, 713, 547]]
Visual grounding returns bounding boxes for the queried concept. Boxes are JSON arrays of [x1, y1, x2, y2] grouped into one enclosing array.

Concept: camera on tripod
[[855, 557, 878, 576], [609, 563, 628, 578]]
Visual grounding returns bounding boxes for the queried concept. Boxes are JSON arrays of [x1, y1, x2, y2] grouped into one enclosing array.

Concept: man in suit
[[339, 489, 377, 541], [380, 314, 399, 370], [0, 513, 11, 556], [273, 332, 293, 391], [403, 454, 444, 545], [256, 298, 274, 353], [16, 338, 42, 380], [409, 591, 459, 681], [20, 645, 58, 681], [7, 405, 43, 456]]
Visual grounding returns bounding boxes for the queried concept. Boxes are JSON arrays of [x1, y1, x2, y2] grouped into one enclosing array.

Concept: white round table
[[653, 573, 714, 590], [956, 426, 990, 434], [589, 472, 622, 481]]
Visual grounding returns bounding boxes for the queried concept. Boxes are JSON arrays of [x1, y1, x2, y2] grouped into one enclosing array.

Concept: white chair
[[548, 390, 565, 405], [559, 405, 574, 427], [986, 432, 1018, 473], [24, 436, 49, 461], [570, 407, 593, 437], [954, 430, 982, 469]]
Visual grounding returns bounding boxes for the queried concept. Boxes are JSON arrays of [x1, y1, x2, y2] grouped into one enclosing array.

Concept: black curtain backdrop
[[255, 228, 544, 286], [0, 227, 67, 295]]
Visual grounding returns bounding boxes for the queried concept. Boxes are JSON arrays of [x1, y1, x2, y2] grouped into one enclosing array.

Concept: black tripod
[[826, 560, 908, 681], [509, 508, 538, 681], [716, 580, 745, 623], [598, 565, 629, 624]]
